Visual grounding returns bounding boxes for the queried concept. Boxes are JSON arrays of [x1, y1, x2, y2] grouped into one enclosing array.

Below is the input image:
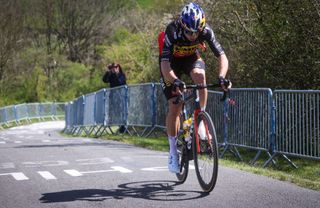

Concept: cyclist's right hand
[[172, 79, 185, 95]]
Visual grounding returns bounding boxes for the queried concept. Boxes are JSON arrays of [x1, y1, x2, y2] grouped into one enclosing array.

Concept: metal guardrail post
[[125, 85, 129, 129]]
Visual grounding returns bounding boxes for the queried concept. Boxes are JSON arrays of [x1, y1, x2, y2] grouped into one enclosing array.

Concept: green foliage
[[52, 60, 105, 101], [1, 0, 320, 107], [137, 0, 154, 9], [103, 27, 159, 83]]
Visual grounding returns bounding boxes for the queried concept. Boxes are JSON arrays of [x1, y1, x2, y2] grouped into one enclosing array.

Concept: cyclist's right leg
[[160, 57, 185, 173], [160, 76, 183, 173], [166, 96, 183, 173], [166, 98, 183, 152]]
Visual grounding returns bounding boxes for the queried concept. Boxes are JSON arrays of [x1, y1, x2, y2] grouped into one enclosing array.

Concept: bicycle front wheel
[[193, 111, 218, 192]]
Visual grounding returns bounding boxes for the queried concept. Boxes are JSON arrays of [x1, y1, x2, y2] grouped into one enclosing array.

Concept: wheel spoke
[[193, 111, 218, 192]]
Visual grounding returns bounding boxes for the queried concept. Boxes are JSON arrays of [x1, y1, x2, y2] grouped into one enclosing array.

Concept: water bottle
[[183, 118, 192, 149]]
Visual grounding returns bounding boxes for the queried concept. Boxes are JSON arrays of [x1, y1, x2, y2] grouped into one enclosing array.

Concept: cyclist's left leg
[[189, 58, 211, 140], [189, 58, 207, 110]]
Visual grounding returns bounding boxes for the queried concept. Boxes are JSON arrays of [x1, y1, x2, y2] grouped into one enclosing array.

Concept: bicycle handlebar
[[173, 83, 230, 104], [184, 84, 221, 89]]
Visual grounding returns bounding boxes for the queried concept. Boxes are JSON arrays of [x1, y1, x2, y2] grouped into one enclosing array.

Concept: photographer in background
[[102, 62, 127, 133], [102, 63, 126, 88]]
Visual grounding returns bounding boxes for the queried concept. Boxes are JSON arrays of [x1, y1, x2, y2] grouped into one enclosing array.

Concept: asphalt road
[[0, 121, 319, 208]]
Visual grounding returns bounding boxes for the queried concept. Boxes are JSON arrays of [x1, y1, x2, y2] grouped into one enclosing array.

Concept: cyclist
[[159, 2, 230, 173]]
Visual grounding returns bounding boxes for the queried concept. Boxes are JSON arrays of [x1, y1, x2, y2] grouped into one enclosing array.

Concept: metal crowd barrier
[[64, 84, 320, 166], [154, 84, 168, 129], [263, 90, 320, 167], [0, 102, 65, 127], [224, 89, 273, 163], [65, 84, 157, 137], [206, 91, 225, 145]]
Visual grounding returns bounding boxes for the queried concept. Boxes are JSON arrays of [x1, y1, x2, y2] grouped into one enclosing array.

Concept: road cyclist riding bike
[[159, 2, 231, 190]]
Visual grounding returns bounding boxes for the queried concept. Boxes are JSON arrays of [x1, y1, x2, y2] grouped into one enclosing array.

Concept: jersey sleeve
[[160, 23, 176, 62], [202, 24, 225, 57]]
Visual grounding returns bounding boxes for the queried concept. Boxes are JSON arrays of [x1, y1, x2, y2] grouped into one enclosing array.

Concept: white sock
[[168, 135, 177, 155], [201, 106, 206, 111]]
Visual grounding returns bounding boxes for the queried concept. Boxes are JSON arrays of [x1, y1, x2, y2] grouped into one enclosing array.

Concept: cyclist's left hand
[[218, 76, 232, 91]]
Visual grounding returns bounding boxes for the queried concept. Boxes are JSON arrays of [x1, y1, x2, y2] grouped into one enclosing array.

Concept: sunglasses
[[184, 29, 199, 37]]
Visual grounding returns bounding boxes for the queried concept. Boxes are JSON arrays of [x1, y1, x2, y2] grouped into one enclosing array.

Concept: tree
[[0, 0, 23, 81]]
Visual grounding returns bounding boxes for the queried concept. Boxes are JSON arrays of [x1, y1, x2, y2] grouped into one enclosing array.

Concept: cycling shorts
[[160, 54, 205, 100]]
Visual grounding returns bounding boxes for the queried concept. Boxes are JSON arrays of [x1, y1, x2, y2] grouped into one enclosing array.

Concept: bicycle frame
[[178, 84, 224, 154]]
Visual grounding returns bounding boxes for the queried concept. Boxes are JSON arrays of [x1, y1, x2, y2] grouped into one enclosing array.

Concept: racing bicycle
[[174, 83, 229, 192]]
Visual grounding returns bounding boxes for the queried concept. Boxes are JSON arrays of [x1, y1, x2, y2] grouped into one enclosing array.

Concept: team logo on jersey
[[173, 44, 198, 57]]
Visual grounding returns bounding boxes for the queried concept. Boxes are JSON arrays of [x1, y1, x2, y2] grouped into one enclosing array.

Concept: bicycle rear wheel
[[193, 111, 218, 192], [176, 135, 189, 183]]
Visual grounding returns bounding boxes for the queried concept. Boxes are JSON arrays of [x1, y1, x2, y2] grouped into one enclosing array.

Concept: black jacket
[[102, 71, 126, 88]]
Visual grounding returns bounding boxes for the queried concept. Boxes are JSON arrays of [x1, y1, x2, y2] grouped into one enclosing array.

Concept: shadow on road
[[39, 180, 209, 203]]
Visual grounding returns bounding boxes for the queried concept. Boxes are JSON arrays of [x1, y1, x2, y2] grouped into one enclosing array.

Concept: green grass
[[101, 133, 169, 152], [99, 132, 320, 191]]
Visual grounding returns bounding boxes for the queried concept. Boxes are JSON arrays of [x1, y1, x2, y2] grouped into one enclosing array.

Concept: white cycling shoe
[[168, 154, 180, 173]]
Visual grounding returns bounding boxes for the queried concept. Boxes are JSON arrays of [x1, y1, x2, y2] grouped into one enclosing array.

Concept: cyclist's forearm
[[161, 61, 178, 83], [218, 54, 229, 78]]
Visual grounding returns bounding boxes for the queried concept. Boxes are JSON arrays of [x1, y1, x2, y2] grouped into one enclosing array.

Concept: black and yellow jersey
[[160, 20, 225, 61]]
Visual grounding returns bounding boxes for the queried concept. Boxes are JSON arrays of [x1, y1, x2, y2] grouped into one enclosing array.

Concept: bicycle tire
[[193, 111, 219, 192], [175, 135, 189, 183]]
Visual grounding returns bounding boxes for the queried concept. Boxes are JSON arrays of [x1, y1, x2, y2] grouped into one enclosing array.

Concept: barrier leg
[[281, 154, 298, 169], [231, 146, 243, 161], [263, 152, 277, 168], [94, 126, 104, 137], [144, 126, 156, 138], [250, 150, 262, 165], [219, 144, 229, 158]]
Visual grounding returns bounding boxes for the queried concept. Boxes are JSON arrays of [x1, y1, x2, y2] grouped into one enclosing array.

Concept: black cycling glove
[[218, 76, 230, 89], [172, 78, 185, 91]]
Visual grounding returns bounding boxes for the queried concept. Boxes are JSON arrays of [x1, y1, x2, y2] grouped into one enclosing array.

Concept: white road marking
[[14, 141, 22, 144], [42, 140, 51, 143], [0, 172, 29, 180], [141, 165, 195, 171], [64, 166, 132, 177], [64, 169, 83, 177], [0, 137, 8, 140], [0, 141, 6, 144], [37, 171, 57, 180], [77, 157, 114, 165], [141, 166, 168, 171], [0, 162, 15, 169], [111, 166, 132, 173], [22, 160, 69, 167]]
